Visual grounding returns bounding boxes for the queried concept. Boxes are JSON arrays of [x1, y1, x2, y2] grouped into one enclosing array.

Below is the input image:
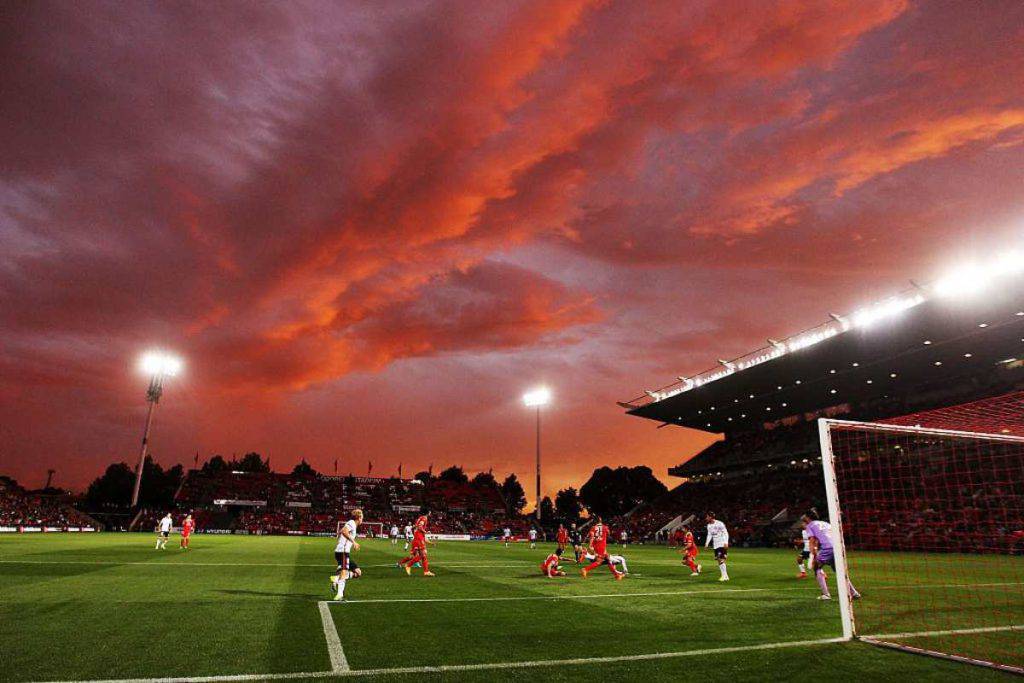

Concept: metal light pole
[[131, 352, 182, 508], [523, 387, 551, 522], [534, 404, 541, 521]]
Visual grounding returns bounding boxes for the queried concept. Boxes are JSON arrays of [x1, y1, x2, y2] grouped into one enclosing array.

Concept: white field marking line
[[0, 560, 535, 569], [0, 561, 630, 573], [863, 623, 1024, 640], [317, 601, 349, 672], [324, 580, 1024, 604], [30, 636, 849, 683]]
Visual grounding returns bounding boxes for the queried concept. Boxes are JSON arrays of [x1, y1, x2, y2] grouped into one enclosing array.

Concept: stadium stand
[[0, 479, 97, 530], [621, 273, 1024, 547], [132, 469, 527, 537]]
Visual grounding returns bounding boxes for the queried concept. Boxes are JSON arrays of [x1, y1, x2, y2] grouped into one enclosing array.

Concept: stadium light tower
[[523, 387, 551, 521], [130, 351, 183, 507]]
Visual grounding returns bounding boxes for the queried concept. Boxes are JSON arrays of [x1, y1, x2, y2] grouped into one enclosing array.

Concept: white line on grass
[[31, 636, 849, 682], [863, 623, 1024, 640], [30, 624, 1024, 682], [317, 601, 349, 672], [329, 587, 771, 604], [324, 580, 1024, 604]]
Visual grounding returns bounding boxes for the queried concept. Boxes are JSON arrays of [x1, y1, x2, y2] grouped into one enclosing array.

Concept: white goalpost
[[818, 416, 1024, 674]]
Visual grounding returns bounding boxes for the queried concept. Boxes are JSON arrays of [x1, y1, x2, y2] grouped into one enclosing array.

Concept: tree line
[[79, 454, 668, 522]]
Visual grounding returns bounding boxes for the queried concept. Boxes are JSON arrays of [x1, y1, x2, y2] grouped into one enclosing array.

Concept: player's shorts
[[800, 550, 811, 560], [335, 552, 359, 573], [686, 546, 698, 557], [159, 531, 169, 538], [815, 548, 836, 569], [181, 531, 191, 538], [714, 547, 728, 560]]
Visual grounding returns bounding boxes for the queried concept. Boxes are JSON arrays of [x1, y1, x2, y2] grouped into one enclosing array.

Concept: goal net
[[818, 393, 1024, 673]]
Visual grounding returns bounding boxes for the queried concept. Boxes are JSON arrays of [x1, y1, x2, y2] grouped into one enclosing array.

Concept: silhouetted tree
[[414, 470, 432, 483], [202, 455, 229, 473], [539, 496, 555, 522], [291, 459, 318, 476], [235, 452, 270, 473], [500, 474, 527, 516], [555, 487, 583, 523], [471, 471, 498, 489], [85, 462, 135, 509], [438, 465, 469, 485], [83, 458, 184, 509], [579, 466, 667, 518]]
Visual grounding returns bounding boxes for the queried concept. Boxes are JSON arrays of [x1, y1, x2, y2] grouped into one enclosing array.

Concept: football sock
[[816, 569, 830, 597]]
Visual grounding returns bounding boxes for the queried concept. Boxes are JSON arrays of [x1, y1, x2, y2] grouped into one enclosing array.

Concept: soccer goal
[[818, 414, 1024, 674]]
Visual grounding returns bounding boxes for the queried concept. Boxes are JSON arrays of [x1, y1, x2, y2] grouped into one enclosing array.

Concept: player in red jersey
[[581, 518, 623, 580], [541, 548, 566, 577], [398, 512, 435, 576], [679, 525, 701, 575], [556, 524, 569, 553], [179, 514, 195, 550]]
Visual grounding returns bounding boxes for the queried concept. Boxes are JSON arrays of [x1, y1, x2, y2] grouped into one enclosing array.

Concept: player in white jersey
[[528, 528, 537, 549], [704, 512, 730, 581], [619, 530, 628, 547], [331, 509, 363, 601], [796, 528, 811, 578], [155, 513, 173, 549], [503, 527, 512, 547], [583, 551, 630, 574], [403, 523, 413, 550], [390, 524, 400, 546]]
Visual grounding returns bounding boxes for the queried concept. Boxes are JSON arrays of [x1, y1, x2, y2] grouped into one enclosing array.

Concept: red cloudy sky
[[1, 0, 1023, 499]]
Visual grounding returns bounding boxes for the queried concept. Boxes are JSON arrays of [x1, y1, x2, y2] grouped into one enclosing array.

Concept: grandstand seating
[[137, 469, 525, 536], [619, 463, 825, 547], [0, 480, 96, 529]]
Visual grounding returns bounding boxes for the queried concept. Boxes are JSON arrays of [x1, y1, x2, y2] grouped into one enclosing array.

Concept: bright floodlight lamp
[[933, 264, 991, 299], [139, 351, 183, 377], [523, 387, 552, 407], [523, 386, 551, 521], [130, 350, 183, 507]]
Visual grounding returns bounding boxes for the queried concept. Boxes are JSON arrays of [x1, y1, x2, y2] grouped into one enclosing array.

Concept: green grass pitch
[[1, 533, 1018, 682]]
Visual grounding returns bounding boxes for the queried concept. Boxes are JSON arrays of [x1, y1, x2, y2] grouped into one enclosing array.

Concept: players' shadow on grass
[[216, 589, 322, 601]]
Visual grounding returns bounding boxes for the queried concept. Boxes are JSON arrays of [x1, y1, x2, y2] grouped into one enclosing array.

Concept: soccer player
[[398, 513, 435, 576], [705, 512, 730, 581], [801, 512, 861, 601], [556, 524, 569, 553], [680, 525, 701, 576], [155, 513, 173, 550], [528, 527, 538, 549], [331, 509, 363, 601], [585, 551, 630, 575], [569, 523, 584, 563], [403, 522, 413, 550], [503, 527, 512, 547], [796, 527, 811, 578], [541, 548, 566, 577], [619, 529, 628, 547], [390, 524, 400, 546], [581, 517, 623, 580], [180, 513, 195, 550]]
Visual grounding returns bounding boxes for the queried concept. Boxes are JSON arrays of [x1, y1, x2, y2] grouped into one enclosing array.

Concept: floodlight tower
[[130, 351, 183, 507], [522, 387, 551, 521]]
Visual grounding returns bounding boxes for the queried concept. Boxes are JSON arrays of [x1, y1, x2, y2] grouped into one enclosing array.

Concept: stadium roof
[[621, 258, 1024, 434]]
